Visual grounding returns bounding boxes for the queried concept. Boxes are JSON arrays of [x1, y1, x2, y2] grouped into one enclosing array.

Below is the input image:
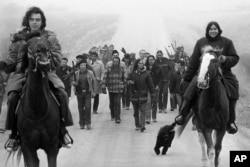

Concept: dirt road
[[0, 94, 249, 167]]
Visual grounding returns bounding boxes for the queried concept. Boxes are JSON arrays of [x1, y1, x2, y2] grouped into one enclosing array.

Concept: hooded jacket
[[184, 22, 239, 99]]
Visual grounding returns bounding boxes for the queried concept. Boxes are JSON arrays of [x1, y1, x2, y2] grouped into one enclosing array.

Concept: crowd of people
[[0, 6, 240, 153], [57, 44, 191, 133]]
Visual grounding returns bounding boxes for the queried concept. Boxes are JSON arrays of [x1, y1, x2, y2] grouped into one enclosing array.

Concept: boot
[[53, 88, 74, 148], [175, 98, 192, 125], [60, 119, 73, 148], [227, 99, 238, 134], [5, 91, 20, 152]]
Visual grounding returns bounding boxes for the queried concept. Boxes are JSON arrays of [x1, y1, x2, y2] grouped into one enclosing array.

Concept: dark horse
[[15, 36, 60, 167], [194, 46, 229, 167]]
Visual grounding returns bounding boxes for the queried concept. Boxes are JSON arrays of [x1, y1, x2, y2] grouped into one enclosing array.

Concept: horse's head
[[197, 45, 222, 89], [27, 36, 51, 73]]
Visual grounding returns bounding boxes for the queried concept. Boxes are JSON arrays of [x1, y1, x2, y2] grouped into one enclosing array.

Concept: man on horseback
[[175, 21, 239, 134], [0, 6, 73, 152]]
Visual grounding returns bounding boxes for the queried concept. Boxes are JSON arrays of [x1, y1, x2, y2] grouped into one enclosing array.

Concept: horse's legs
[[46, 146, 59, 167], [198, 132, 208, 167], [214, 130, 226, 167], [203, 130, 215, 167], [22, 146, 39, 167]]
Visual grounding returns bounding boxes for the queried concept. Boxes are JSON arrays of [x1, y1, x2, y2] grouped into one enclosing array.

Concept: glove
[[0, 61, 6, 70], [218, 55, 226, 63]]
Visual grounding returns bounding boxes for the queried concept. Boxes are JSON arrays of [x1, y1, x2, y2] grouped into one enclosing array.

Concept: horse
[[15, 36, 61, 167], [194, 45, 229, 167]]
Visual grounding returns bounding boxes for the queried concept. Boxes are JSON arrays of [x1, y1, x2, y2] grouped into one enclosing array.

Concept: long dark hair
[[22, 7, 46, 30], [205, 21, 222, 41], [145, 55, 155, 70], [133, 58, 143, 72]]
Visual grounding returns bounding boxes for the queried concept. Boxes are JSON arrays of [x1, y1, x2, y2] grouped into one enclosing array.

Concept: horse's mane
[[202, 45, 223, 56]]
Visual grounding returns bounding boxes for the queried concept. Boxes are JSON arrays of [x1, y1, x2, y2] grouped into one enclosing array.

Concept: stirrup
[[62, 133, 73, 148], [175, 115, 185, 125], [5, 138, 19, 152]]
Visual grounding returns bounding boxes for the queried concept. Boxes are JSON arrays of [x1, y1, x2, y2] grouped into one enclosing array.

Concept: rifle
[[72, 61, 76, 81], [164, 47, 171, 57], [63, 60, 86, 80], [171, 43, 176, 53]]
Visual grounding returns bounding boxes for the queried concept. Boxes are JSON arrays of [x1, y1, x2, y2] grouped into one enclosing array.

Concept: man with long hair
[[0, 6, 73, 151]]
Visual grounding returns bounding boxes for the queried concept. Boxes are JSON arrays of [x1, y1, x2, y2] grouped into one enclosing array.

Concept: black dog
[[154, 122, 176, 155]]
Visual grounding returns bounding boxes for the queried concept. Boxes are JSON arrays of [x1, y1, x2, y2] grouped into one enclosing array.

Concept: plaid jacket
[[102, 66, 126, 93]]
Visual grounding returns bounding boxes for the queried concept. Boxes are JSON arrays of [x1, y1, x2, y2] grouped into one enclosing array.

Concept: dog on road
[[154, 122, 176, 155]]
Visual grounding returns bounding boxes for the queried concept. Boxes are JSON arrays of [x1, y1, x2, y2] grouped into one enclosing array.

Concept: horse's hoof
[[227, 123, 238, 134]]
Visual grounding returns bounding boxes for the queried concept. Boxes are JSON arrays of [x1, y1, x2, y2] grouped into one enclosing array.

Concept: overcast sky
[[1, 0, 250, 55], [2, 0, 250, 15]]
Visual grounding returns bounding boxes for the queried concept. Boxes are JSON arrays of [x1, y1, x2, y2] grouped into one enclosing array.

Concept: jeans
[[132, 101, 147, 128], [76, 92, 92, 126], [170, 93, 177, 109], [152, 88, 159, 120], [109, 92, 122, 120], [93, 94, 99, 112], [145, 92, 151, 121], [158, 81, 169, 110]]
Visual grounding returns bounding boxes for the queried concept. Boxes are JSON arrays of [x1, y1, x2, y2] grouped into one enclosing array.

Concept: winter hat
[[156, 50, 163, 55], [112, 50, 119, 56], [89, 51, 98, 57]]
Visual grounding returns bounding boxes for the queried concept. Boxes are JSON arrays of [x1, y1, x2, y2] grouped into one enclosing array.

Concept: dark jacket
[[184, 36, 239, 99], [155, 57, 171, 81], [169, 71, 186, 95], [146, 64, 163, 88], [56, 65, 72, 88], [127, 68, 155, 103]]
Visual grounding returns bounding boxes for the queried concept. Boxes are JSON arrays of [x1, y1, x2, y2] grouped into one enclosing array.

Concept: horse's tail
[[5, 147, 24, 167]]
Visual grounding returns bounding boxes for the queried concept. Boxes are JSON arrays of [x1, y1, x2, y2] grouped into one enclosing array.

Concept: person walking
[[127, 59, 155, 132], [89, 51, 105, 114], [72, 60, 97, 130], [154, 50, 171, 113], [56, 57, 73, 97], [102, 56, 126, 123], [145, 55, 163, 122]]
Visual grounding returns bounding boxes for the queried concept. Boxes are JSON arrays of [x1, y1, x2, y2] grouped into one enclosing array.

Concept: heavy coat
[[154, 57, 171, 81], [56, 65, 73, 96], [184, 36, 239, 100], [74, 69, 97, 95], [4, 30, 64, 94], [90, 59, 105, 94], [127, 68, 155, 103], [102, 66, 126, 93], [146, 64, 163, 88]]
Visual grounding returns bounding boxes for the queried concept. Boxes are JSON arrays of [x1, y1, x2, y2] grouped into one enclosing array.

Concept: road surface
[[0, 94, 249, 167]]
